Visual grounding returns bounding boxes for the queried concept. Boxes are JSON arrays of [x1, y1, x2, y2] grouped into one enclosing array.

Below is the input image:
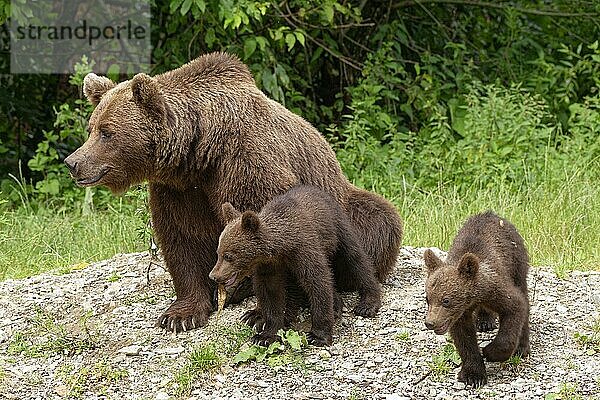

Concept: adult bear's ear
[[131, 73, 167, 122], [241, 211, 260, 232], [458, 253, 480, 279], [222, 202, 241, 222], [83, 73, 116, 106], [423, 249, 443, 275]]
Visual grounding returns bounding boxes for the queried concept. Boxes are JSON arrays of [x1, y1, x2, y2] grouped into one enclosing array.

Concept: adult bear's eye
[[442, 298, 450, 307], [100, 130, 112, 141], [223, 253, 234, 262]]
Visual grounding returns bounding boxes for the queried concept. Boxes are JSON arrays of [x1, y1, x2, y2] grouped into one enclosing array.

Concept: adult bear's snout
[[64, 154, 79, 175]]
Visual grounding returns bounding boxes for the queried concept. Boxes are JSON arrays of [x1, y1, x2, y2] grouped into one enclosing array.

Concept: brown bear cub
[[209, 186, 382, 347], [424, 211, 530, 387]]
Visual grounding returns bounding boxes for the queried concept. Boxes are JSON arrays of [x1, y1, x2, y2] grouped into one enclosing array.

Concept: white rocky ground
[[0, 247, 599, 400]]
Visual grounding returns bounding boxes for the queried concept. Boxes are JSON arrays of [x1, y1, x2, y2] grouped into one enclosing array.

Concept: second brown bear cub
[[424, 211, 530, 387], [210, 186, 382, 346]]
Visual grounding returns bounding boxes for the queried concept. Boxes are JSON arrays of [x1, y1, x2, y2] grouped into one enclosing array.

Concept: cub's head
[[209, 203, 268, 289], [64, 72, 171, 194], [423, 249, 480, 335]]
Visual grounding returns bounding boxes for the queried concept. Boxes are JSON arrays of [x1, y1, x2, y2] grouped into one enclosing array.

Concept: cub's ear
[[131, 73, 167, 122], [423, 249, 444, 275], [83, 73, 116, 106], [221, 202, 241, 222], [458, 253, 480, 279], [241, 211, 260, 232]]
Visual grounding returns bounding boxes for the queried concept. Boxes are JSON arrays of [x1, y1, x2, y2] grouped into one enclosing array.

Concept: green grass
[[393, 167, 600, 276], [0, 207, 147, 280], [0, 165, 598, 281], [427, 343, 461, 377]]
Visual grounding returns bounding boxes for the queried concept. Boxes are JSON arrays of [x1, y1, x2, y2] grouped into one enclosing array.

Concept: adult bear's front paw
[[251, 332, 279, 347], [157, 298, 211, 333]]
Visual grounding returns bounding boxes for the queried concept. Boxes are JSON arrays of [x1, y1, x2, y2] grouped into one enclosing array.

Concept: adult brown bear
[[65, 52, 403, 332]]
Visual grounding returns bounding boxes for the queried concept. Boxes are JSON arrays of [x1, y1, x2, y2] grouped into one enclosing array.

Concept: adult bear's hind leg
[[345, 187, 402, 283]]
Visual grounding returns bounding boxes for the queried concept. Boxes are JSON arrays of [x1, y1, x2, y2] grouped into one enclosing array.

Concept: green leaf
[[195, 0, 206, 13], [232, 14, 242, 29], [285, 331, 302, 351], [169, 0, 184, 13], [266, 341, 282, 354], [244, 38, 257, 59], [322, 4, 334, 24], [180, 0, 192, 15], [255, 36, 268, 51], [204, 28, 216, 48], [232, 346, 260, 364], [285, 33, 296, 51], [294, 31, 305, 47]]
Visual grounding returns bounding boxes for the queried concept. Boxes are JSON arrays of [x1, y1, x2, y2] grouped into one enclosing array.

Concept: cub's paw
[[157, 298, 210, 333], [476, 312, 498, 332], [307, 331, 332, 347], [241, 309, 265, 331], [458, 365, 487, 388], [251, 332, 279, 347], [353, 299, 381, 318], [483, 342, 514, 362], [515, 342, 530, 358]]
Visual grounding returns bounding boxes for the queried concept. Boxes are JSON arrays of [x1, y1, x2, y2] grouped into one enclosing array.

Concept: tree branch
[[393, 0, 599, 17]]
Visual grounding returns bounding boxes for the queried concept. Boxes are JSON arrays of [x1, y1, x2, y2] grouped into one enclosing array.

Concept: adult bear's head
[[65, 72, 170, 194]]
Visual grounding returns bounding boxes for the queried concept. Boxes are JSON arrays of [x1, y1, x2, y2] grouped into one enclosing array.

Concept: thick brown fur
[[209, 186, 382, 347], [64, 52, 402, 332], [423, 211, 530, 387]]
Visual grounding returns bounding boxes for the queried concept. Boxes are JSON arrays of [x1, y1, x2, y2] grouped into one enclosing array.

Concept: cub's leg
[[476, 308, 498, 332], [336, 228, 381, 317], [451, 312, 487, 387], [292, 254, 335, 346], [483, 291, 527, 362], [249, 266, 286, 346], [515, 301, 530, 358]]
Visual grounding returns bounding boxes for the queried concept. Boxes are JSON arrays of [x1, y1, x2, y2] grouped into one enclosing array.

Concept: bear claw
[[241, 309, 265, 331], [307, 331, 332, 347], [458, 367, 487, 388], [157, 299, 210, 333], [251, 332, 279, 347]]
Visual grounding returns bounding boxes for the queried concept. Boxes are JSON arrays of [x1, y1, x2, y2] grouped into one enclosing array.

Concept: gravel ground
[[1, 247, 599, 400]]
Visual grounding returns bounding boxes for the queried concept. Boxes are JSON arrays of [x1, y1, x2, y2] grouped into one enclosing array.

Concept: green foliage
[[0, 206, 147, 280], [574, 316, 600, 355], [428, 343, 461, 377], [174, 323, 253, 396], [232, 329, 308, 366], [1, 0, 599, 276], [7, 308, 95, 358], [544, 382, 584, 400], [56, 361, 128, 399], [1, 56, 124, 213]]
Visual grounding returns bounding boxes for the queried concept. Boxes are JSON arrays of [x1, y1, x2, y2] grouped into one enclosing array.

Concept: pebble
[[155, 347, 185, 355], [118, 345, 142, 355], [155, 392, 169, 400], [318, 349, 331, 360]]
